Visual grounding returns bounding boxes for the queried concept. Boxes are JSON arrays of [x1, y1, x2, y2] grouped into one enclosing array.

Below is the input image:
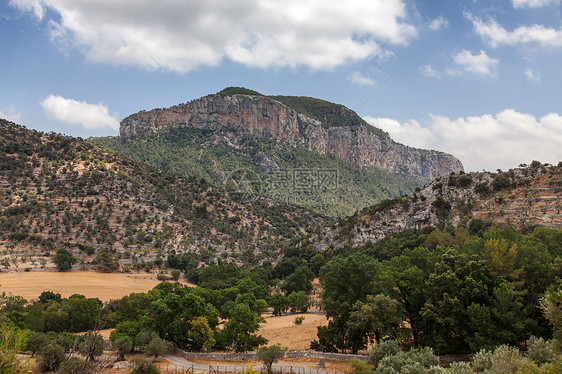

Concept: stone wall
[[175, 349, 369, 362]]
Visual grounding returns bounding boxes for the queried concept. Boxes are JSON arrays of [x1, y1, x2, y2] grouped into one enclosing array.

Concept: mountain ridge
[[120, 88, 464, 180]]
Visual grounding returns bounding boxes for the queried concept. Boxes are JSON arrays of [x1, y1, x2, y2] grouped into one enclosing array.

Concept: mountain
[[311, 162, 562, 251], [0, 119, 325, 264], [94, 87, 463, 217]]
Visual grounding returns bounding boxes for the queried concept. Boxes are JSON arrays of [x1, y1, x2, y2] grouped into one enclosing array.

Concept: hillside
[[312, 162, 562, 250], [94, 87, 463, 217], [0, 119, 325, 267], [94, 128, 420, 218]]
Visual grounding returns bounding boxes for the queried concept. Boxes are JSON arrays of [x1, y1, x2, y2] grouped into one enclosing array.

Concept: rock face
[[311, 164, 562, 250], [120, 94, 463, 179]]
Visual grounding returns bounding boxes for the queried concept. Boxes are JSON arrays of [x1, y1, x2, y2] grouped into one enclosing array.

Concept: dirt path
[[163, 355, 343, 374]]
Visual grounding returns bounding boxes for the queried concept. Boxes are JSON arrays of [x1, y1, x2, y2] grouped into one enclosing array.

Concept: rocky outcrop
[[312, 164, 562, 250], [120, 94, 463, 179]]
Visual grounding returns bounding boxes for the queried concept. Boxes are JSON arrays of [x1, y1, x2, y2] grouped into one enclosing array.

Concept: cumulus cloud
[[419, 64, 441, 78], [512, 0, 562, 8], [10, 0, 417, 72], [0, 106, 22, 123], [452, 50, 498, 76], [364, 110, 562, 172], [40, 95, 119, 131], [466, 13, 562, 48], [525, 68, 541, 82], [348, 71, 376, 86], [428, 16, 449, 31]]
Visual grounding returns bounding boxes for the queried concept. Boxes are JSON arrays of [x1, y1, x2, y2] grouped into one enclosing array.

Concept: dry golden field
[[0, 270, 186, 301]]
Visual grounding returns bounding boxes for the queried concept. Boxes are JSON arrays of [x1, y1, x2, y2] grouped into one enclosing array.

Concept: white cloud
[[419, 64, 441, 78], [0, 106, 22, 123], [428, 16, 449, 31], [512, 0, 562, 8], [453, 49, 498, 76], [348, 71, 376, 86], [364, 110, 562, 172], [40, 95, 119, 131], [10, 0, 417, 72], [467, 13, 562, 48], [525, 68, 541, 82]]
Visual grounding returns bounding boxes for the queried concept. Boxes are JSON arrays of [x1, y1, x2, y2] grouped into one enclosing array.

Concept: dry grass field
[[0, 270, 185, 301], [259, 313, 328, 350]]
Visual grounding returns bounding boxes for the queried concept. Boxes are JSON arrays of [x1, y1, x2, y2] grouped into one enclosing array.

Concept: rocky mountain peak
[[120, 89, 463, 180]]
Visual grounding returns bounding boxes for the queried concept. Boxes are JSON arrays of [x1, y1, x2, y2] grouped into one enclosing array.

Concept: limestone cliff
[[120, 93, 463, 179]]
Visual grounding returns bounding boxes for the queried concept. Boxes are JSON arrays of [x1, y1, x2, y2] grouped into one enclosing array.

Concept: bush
[[527, 336, 556, 365], [490, 345, 529, 374], [294, 316, 305, 325], [472, 349, 493, 373], [38, 342, 65, 372], [58, 357, 94, 374], [257, 345, 287, 374], [350, 359, 372, 374], [369, 339, 402, 368], [374, 347, 439, 374], [129, 356, 160, 374], [145, 337, 172, 359], [447, 361, 472, 374]]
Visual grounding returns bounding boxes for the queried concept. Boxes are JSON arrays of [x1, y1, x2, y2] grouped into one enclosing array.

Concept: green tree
[[112, 336, 133, 361], [188, 317, 215, 351], [53, 248, 77, 271], [281, 265, 314, 295], [269, 293, 289, 316], [348, 294, 404, 344], [170, 269, 181, 281], [257, 345, 286, 374], [287, 291, 310, 314], [221, 302, 267, 352], [94, 249, 119, 272], [377, 247, 441, 347], [542, 287, 562, 352], [319, 253, 380, 353], [76, 331, 104, 362], [145, 337, 172, 359], [25, 331, 48, 357], [483, 238, 525, 297], [67, 295, 103, 332]]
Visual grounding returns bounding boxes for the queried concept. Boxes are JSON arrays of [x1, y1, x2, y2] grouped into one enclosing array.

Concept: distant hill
[[311, 162, 562, 251], [93, 87, 463, 217], [0, 119, 325, 265]]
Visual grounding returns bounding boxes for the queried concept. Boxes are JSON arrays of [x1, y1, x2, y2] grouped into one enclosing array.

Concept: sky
[[1, 0, 561, 172]]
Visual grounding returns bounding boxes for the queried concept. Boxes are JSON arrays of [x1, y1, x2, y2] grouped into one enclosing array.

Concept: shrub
[[239, 366, 260, 374], [374, 347, 439, 374], [490, 345, 529, 374], [38, 342, 65, 372], [294, 316, 305, 325], [447, 361, 472, 374], [527, 336, 556, 365], [130, 356, 160, 374], [58, 357, 94, 374], [350, 359, 372, 374], [369, 339, 402, 368], [472, 349, 493, 373]]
